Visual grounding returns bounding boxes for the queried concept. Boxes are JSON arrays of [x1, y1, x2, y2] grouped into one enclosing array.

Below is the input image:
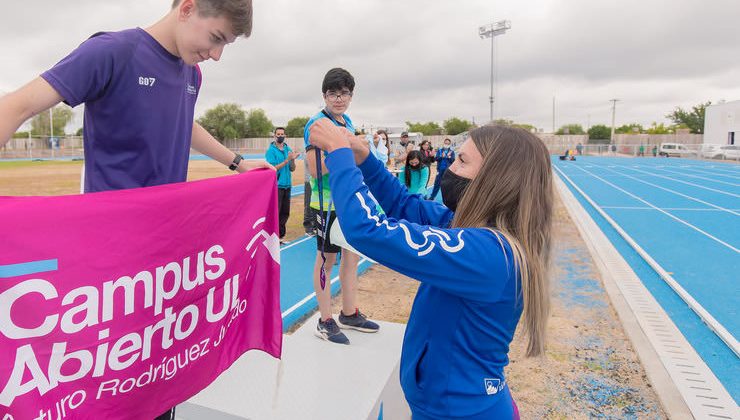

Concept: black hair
[[274, 127, 285, 135], [322, 68, 355, 94], [404, 150, 424, 188]]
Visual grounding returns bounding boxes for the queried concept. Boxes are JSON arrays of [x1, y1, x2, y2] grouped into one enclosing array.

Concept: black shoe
[[337, 309, 380, 333], [315, 318, 350, 344]]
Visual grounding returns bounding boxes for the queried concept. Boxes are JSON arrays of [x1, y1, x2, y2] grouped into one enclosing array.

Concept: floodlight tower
[[479, 20, 511, 124], [609, 99, 620, 143]]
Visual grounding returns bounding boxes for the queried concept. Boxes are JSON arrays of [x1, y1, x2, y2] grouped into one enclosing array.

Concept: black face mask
[[276, 136, 285, 143], [441, 169, 471, 211]]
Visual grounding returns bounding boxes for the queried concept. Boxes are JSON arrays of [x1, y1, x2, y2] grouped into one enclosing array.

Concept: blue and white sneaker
[[315, 318, 350, 345], [337, 309, 380, 333]]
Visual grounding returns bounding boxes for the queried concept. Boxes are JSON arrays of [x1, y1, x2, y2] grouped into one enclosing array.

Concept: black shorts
[[314, 210, 342, 254]]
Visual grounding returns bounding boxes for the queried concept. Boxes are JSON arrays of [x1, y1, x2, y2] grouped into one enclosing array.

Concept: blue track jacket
[[325, 148, 523, 419]]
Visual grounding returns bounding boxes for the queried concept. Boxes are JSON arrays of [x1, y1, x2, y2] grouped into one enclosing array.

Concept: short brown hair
[[172, 0, 253, 37]]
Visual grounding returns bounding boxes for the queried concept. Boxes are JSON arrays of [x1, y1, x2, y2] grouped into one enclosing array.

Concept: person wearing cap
[[393, 131, 411, 167]]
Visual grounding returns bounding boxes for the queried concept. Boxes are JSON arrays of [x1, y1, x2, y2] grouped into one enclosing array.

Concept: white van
[[658, 143, 695, 158]]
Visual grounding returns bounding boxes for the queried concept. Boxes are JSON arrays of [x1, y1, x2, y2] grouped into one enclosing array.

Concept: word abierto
[[0, 244, 242, 406]]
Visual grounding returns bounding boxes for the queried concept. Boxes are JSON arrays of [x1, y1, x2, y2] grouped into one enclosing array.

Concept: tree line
[[14, 101, 712, 142]]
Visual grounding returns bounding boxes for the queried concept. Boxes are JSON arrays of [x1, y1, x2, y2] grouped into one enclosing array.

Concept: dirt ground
[[1, 159, 667, 418]]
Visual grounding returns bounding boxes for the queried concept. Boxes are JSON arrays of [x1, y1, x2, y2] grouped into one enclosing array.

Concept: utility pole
[[609, 99, 620, 143], [552, 96, 556, 133], [479, 20, 511, 124]]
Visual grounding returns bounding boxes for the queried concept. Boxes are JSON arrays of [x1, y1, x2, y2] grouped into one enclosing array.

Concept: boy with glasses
[[304, 68, 380, 345]]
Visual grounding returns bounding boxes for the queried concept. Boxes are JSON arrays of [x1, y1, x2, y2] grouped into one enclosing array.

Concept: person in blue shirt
[[428, 137, 455, 200], [399, 150, 430, 195], [265, 126, 299, 242], [303, 68, 380, 345], [308, 122, 553, 419]]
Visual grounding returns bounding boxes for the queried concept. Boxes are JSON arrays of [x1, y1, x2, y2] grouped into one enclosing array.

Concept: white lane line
[[279, 235, 313, 251], [613, 165, 740, 198], [571, 164, 740, 253], [280, 258, 371, 319], [590, 164, 740, 217], [675, 166, 740, 181], [601, 206, 740, 211], [648, 167, 740, 187], [554, 166, 740, 357]]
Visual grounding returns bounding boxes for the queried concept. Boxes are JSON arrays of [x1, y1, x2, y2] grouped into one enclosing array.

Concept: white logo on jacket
[[484, 378, 505, 395], [355, 192, 464, 256]]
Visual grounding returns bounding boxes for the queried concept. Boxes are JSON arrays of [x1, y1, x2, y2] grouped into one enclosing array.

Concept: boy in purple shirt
[[0, 0, 271, 192], [0, 1, 269, 418]]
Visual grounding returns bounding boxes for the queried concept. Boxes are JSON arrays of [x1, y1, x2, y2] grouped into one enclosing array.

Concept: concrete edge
[[554, 174, 694, 419]]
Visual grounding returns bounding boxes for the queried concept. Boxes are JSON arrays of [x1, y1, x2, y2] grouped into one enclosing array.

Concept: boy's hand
[[288, 151, 300, 160]]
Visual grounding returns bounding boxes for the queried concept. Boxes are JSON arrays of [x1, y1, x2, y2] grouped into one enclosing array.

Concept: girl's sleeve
[[358, 153, 453, 227], [327, 148, 516, 302]]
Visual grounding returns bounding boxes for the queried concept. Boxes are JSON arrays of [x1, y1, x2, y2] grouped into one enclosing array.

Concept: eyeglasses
[[324, 91, 353, 102]]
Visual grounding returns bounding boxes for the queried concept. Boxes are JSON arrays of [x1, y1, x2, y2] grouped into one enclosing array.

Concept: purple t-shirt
[[42, 28, 201, 192]]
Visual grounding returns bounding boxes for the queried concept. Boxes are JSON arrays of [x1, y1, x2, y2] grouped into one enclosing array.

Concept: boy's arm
[[304, 146, 329, 179], [190, 122, 274, 173], [0, 78, 64, 146]]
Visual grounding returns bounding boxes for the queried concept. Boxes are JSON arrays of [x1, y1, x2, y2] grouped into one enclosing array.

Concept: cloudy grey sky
[[2, 0, 739, 133]]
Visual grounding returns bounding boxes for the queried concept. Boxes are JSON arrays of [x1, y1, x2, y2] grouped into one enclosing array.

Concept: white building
[[704, 100, 739, 145]]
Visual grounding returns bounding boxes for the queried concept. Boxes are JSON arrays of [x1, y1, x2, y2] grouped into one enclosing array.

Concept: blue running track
[[554, 156, 739, 403]]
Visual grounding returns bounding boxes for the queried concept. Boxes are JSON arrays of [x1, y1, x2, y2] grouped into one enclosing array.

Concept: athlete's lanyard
[[315, 109, 347, 289]]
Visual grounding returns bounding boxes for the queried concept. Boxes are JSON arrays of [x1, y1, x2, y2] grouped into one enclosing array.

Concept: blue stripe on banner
[[0, 259, 58, 278]]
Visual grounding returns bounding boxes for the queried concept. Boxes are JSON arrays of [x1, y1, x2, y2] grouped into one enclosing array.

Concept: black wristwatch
[[228, 153, 243, 171]]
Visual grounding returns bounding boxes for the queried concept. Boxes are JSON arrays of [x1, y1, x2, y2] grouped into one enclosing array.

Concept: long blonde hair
[[452, 125, 553, 357]]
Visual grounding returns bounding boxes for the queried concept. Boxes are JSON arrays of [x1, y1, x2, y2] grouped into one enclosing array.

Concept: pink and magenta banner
[[0, 170, 282, 419]]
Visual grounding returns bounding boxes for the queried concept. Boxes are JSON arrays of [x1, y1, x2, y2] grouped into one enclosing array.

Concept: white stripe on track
[[588, 164, 740, 217], [613, 165, 740, 198], [554, 165, 740, 357], [571, 164, 740, 253], [280, 257, 371, 319]]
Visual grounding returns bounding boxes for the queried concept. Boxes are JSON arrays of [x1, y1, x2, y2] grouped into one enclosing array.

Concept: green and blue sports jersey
[[303, 110, 355, 210]]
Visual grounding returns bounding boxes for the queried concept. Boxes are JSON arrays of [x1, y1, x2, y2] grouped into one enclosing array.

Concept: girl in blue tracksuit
[[308, 122, 553, 419]]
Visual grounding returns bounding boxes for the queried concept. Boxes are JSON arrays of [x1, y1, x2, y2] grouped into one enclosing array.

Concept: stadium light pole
[[609, 99, 620, 143], [479, 20, 511, 124]]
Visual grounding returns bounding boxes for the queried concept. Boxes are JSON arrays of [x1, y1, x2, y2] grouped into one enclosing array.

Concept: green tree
[[30, 105, 74, 137], [12, 131, 30, 139], [443, 117, 474, 135], [493, 118, 514, 126], [646, 122, 671, 134], [666, 101, 710, 134], [556, 124, 585, 135], [588, 124, 611, 141], [615, 123, 644, 134], [245, 108, 274, 137], [512, 123, 537, 132], [285, 116, 310, 137], [197, 103, 249, 142], [406, 121, 442, 135], [75, 127, 84, 136]]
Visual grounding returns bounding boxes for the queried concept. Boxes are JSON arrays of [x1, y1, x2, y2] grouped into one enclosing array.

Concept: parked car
[[700, 143, 723, 159], [716, 145, 740, 160], [658, 143, 695, 157]]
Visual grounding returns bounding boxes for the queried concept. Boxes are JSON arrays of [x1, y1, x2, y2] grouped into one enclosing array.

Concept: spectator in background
[[652, 145, 658, 157], [419, 140, 434, 167], [399, 150, 430, 195], [428, 137, 455, 201], [377, 130, 391, 166], [638, 144, 645, 157], [265, 127, 300, 243], [368, 130, 389, 165], [393, 131, 411, 167], [610, 143, 617, 155], [576, 142, 583, 155]]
